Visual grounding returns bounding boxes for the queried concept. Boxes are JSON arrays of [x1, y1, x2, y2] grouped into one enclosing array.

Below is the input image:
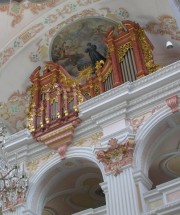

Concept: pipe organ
[[27, 20, 160, 156]]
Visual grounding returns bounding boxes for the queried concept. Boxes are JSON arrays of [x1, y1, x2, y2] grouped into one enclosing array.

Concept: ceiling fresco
[[0, 0, 48, 2], [0, 0, 108, 70], [0, 90, 30, 133], [0, 0, 61, 27], [29, 7, 129, 63], [51, 17, 118, 78], [144, 15, 180, 41], [0, 0, 10, 3]]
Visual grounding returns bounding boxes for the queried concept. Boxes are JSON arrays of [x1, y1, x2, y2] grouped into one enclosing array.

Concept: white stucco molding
[[26, 147, 106, 214], [74, 118, 101, 140], [133, 170, 152, 190], [72, 205, 106, 215], [99, 127, 134, 147], [5, 129, 32, 146], [78, 82, 131, 118], [78, 61, 180, 135], [79, 61, 180, 119], [4, 128, 51, 164], [134, 108, 173, 175], [143, 178, 180, 215]]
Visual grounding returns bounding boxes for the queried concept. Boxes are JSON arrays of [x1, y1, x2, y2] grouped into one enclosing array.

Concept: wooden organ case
[[27, 20, 160, 158]]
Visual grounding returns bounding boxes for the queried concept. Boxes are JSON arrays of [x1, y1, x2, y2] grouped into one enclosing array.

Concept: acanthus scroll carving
[[96, 138, 135, 176]]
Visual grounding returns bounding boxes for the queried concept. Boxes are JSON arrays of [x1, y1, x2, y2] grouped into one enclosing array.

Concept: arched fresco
[[51, 17, 118, 78]]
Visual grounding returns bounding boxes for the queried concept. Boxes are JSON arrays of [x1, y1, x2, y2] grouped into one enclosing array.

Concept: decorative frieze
[[74, 131, 103, 147], [27, 152, 55, 176]]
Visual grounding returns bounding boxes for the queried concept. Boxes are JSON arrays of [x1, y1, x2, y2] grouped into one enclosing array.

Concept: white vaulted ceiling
[[0, 0, 180, 132]]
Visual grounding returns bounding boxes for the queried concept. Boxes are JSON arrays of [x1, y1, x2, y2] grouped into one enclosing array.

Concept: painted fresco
[[0, 0, 10, 3], [144, 15, 180, 41], [0, 90, 30, 133], [0, 0, 48, 3], [0, 0, 60, 27], [51, 18, 118, 78]]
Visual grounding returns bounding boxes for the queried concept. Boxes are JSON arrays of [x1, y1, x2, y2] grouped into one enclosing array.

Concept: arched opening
[[42, 157, 105, 215], [148, 113, 180, 188], [134, 110, 180, 213], [27, 154, 106, 215], [135, 110, 180, 188]]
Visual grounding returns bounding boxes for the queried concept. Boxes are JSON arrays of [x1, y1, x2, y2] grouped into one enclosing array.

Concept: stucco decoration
[[96, 138, 135, 176], [144, 15, 180, 41], [27, 152, 55, 177], [0, 90, 31, 133], [74, 131, 103, 147], [0, 0, 104, 69], [30, 7, 129, 64], [166, 95, 179, 113], [129, 103, 166, 133], [0, 0, 60, 27], [50, 17, 118, 78]]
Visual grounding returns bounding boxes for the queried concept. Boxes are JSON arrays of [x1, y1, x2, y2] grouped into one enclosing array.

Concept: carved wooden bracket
[[96, 138, 135, 176], [37, 119, 81, 159], [166, 95, 179, 113]]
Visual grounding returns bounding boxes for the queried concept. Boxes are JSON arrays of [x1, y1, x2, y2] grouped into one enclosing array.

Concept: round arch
[[134, 107, 173, 175], [26, 147, 106, 215]]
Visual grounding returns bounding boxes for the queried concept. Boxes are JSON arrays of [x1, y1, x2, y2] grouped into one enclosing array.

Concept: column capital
[[96, 138, 135, 176]]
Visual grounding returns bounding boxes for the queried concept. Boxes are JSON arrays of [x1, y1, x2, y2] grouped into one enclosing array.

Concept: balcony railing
[[143, 178, 180, 214]]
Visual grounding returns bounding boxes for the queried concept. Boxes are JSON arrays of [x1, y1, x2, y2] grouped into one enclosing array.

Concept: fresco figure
[[85, 43, 106, 67]]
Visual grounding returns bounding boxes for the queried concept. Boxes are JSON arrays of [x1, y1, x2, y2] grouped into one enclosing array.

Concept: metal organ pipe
[[104, 72, 113, 92], [120, 48, 137, 83], [130, 48, 137, 79]]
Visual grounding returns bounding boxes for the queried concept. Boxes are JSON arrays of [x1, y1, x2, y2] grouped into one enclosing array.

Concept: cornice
[[90, 101, 128, 126], [143, 178, 180, 215], [4, 128, 52, 163], [79, 61, 180, 126], [133, 170, 152, 190], [131, 60, 180, 90], [6, 129, 32, 145], [74, 118, 101, 140], [143, 200, 180, 215], [99, 127, 134, 147], [78, 82, 131, 117], [128, 81, 180, 117]]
